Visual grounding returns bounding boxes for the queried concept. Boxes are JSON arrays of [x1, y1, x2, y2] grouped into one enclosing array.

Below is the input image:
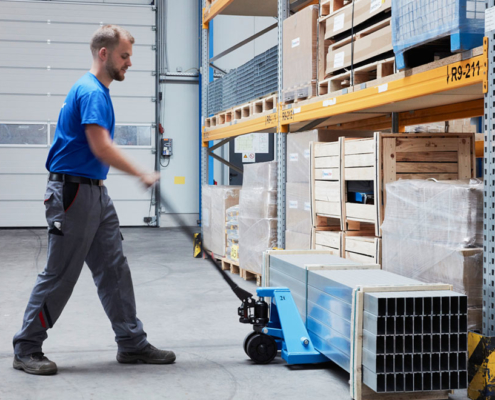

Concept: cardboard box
[[285, 230, 312, 250], [283, 5, 318, 92], [324, 0, 391, 39], [326, 19, 392, 75]]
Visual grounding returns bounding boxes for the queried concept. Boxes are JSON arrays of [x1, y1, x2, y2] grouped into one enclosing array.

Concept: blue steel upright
[[247, 287, 328, 365]]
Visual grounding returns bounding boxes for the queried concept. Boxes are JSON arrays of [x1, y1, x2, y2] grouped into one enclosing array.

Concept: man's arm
[[85, 124, 158, 187]]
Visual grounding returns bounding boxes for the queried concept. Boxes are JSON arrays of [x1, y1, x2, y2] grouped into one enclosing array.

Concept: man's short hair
[[90, 25, 134, 57]]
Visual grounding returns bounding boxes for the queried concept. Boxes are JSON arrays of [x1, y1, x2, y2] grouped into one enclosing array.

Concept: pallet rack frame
[[200, 0, 493, 337]]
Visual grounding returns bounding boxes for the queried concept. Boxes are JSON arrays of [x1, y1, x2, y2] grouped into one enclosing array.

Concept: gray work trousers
[[13, 179, 148, 356]]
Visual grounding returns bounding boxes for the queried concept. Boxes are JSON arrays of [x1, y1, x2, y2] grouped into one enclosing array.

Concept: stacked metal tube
[[267, 253, 468, 393]]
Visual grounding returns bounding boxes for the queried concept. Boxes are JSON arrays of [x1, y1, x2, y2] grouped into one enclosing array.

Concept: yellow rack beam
[[203, 0, 234, 28], [203, 113, 278, 142], [281, 52, 487, 127]]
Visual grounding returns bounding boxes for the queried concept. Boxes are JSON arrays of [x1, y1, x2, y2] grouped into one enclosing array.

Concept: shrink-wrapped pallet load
[[239, 161, 278, 274], [201, 185, 240, 257], [382, 179, 483, 329]]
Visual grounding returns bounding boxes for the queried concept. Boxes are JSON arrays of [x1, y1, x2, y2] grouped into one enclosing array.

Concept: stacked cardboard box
[[202, 185, 241, 258], [239, 162, 278, 274]]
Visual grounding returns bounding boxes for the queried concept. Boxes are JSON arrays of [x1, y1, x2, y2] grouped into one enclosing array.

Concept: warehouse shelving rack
[[200, 0, 495, 340]]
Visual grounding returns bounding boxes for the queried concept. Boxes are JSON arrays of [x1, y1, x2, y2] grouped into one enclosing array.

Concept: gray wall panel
[[0, 1, 155, 24], [0, 68, 154, 97], [0, 42, 154, 71], [0, 95, 154, 123], [0, 21, 154, 44]]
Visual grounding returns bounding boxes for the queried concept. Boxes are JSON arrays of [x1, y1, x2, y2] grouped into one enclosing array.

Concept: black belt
[[49, 173, 104, 186]]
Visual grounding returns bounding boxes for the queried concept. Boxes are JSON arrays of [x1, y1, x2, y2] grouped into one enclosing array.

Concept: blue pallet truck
[[239, 287, 327, 365]]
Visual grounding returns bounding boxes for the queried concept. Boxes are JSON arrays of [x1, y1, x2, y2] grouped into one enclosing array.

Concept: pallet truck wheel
[[246, 333, 277, 364], [243, 331, 257, 356]]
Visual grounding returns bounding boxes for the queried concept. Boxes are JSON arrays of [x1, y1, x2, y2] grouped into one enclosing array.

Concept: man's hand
[[139, 171, 160, 188]]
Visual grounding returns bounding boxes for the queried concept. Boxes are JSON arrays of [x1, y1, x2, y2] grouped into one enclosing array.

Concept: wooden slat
[[315, 231, 341, 249], [315, 244, 340, 255], [395, 138, 459, 152], [314, 168, 340, 180], [397, 173, 458, 180], [315, 200, 341, 217], [458, 138, 472, 179], [345, 167, 375, 180], [396, 162, 458, 173], [315, 142, 340, 157], [315, 181, 341, 202], [345, 203, 376, 222], [345, 237, 376, 257], [381, 138, 396, 212], [345, 251, 375, 264], [344, 138, 375, 155], [345, 153, 375, 168], [315, 156, 339, 168], [396, 152, 458, 162]]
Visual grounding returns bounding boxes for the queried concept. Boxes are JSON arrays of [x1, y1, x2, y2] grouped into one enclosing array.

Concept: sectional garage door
[[0, 0, 157, 226]]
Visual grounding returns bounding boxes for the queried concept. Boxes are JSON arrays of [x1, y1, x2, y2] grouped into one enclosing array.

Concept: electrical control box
[[161, 138, 173, 156]]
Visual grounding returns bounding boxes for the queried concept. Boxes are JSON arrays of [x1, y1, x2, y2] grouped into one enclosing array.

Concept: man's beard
[[106, 58, 125, 82]]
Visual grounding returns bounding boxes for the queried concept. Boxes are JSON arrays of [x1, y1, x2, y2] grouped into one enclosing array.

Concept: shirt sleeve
[[79, 91, 111, 131]]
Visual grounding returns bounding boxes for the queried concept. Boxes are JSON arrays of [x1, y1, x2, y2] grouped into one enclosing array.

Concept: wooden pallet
[[221, 257, 261, 286], [204, 94, 277, 129], [318, 58, 395, 96], [320, 0, 352, 16]]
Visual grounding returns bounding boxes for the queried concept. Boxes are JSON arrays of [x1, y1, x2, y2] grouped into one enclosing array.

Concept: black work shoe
[[117, 344, 176, 364], [13, 352, 58, 375]]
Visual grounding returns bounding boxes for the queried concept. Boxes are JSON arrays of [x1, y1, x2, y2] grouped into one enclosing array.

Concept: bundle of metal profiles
[[267, 253, 468, 393]]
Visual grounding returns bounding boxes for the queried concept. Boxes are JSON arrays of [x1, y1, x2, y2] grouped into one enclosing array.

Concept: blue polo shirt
[[46, 72, 115, 180]]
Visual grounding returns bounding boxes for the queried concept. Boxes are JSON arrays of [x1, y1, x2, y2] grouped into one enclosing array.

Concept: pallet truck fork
[[239, 287, 327, 365]]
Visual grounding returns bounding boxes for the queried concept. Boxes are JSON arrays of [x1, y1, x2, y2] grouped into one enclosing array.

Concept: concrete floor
[[0, 228, 468, 400]]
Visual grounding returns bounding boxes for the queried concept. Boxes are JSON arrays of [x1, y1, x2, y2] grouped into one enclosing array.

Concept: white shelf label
[[304, 202, 311, 211], [292, 37, 300, 48], [333, 14, 345, 32], [293, 107, 301, 114], [378, 83, 388, 93], [370, 0, 384, 13], [323, 98, 337, 107], [334, 51, 345, 69], [322, 169, 333, 178], [290, 153, 299, 162], [289, 201, 298, 209], [487, 7, 495, 34]]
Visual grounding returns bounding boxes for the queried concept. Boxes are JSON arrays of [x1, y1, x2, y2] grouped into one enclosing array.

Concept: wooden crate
[[343, 232, 381, 265], [310, 139, 344, 229], [311, 227, 342, 255], [343, 132, 475, 236]]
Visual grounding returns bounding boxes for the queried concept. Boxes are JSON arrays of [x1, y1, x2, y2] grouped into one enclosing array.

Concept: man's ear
[[98, 47, 108, 61]]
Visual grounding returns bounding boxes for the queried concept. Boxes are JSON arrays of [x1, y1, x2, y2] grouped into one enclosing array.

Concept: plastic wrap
[[382, 179, 483, 328], [201, 185, 240, 257], [239, 189, 277, 219], [226, 205, 239, 221], [239, 217, 278, 274], [287, 131, 318, 183], [391, 0, 484, 70], [286, 182, 311, 235], [242, 161, 278, 190], [285, 230, 311, 250]]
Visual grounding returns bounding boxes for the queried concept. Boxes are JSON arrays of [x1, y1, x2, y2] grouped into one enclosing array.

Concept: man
[[12, 25, 175, 375]]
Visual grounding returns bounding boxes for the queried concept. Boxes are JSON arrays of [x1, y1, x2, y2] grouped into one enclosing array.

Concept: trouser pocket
[[63, 182, 80, 212]]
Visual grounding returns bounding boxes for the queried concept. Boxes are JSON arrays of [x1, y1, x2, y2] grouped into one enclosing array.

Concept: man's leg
[[84, 187, 149, 352], [13, 181, 101, 373], [85, 187, 175, 364]]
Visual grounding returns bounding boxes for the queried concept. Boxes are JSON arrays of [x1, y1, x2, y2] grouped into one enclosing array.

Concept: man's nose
[[127, 58, 132, 67]]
